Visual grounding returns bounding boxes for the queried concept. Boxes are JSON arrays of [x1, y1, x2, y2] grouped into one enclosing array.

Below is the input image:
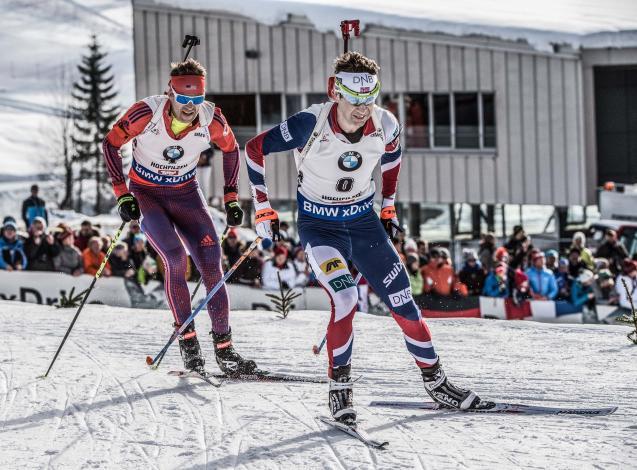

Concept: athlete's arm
[[380, 109, 402, 209], [244, 109, 317, 210], [102, 101, 153, 198], [208, 108, 241, 203]]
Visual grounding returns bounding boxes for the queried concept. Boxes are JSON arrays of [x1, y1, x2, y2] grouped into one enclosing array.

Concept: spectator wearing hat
[[123, 220, 143, 250], [231, 246, 263, 287], [545, 249, 559, 273], [571, 269, 596, 310], [596, 229, 629, 275], [478, 233, 496, 273], [137, 257, 158, 285], [24, 217, 60, 271], [512, 269, 531, 303], [21, 184, 48, 229], [261, 245, 299, 290], [493, 246, 509, 264], [458, 249, 486, 296], [405, 253, 424, 295], [505, 226, 534, 269], [616, 259, 637, 310], [82, 236, 111, 277], [421, 247, 468, 298], [482, 263, 510, 298], [594, 268, 615, 302], [75, 220, 101, 252], [555, 258, 571, 300], [109, 242, 135, 278], [567, 247, 587, 279], [53, 228, 83, 276], [571, 232, 595, 271], [222, 228, 245, 269], [292, 246, 310, 287], [525, 251, 558, 300], [130, 233, 148, 270], [416, 240, 429, 266], [0, 219, 27, 271]]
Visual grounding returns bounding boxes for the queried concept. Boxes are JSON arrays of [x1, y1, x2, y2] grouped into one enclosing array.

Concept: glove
[[225, 201, 244, 226], [117, 193, 141, 222], [255, 207, 280, 241], [380, 205, 403, 241]]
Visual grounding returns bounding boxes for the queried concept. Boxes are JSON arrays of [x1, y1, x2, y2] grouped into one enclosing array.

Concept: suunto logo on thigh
[[389, 287, 412, 307], [328, 274, 356, 292], [382, 261, 403, 288], [320, 257, 345, 274]]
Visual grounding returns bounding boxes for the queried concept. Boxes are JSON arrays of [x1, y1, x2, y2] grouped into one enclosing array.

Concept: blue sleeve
[[261, 110, 317, 155], [547, 273, 558, 300]]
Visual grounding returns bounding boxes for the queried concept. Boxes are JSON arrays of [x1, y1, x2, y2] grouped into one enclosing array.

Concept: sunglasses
[[171, 87, 205, 105], [335, 80, 380, 106]]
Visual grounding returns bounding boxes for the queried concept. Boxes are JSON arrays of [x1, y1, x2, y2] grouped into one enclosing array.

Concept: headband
[[334, 71, 380, 96], [170, 75, 205, 95]]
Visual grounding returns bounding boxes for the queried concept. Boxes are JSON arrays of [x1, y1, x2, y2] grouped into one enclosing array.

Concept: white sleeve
[[260, 261, 280, 290], [379, 108, 401, 145]]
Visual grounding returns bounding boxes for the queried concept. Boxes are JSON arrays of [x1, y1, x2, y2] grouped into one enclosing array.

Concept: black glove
[[225, 201, 244, 226], [117, 193, 141, 222]]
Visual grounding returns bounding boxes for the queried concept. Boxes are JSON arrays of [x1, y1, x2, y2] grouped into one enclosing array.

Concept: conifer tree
[[71, 35, 119, 214]]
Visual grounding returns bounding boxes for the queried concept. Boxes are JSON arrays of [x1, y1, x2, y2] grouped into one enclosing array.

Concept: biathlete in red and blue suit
[[245, 52, 491, 424], [102, 58, 256, 375]]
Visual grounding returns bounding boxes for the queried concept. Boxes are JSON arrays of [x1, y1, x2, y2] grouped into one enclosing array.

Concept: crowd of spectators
[[1, 187, 635, 314]]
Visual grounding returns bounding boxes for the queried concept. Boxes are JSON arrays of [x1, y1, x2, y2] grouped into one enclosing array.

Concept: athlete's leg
[[350, 213, 438, 368], [132, 184, 191, 326], [169, 184, 229, 335]]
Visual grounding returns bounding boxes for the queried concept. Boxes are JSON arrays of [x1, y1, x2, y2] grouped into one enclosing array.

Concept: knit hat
[[274, 245, 288, 257], [3, 220, 17, 231], [494, 247, 508, 261]]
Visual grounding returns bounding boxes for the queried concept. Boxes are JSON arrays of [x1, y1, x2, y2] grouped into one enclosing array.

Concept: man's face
[[32, 220, 44, 233], [334, 95, 374, 130], [534, 257, 544, 269], [89, 240, 101, 254], [81, 223, 92, 235], [169, 89, 201, 123], [547, 255, 556, 266], [4, 227, 16, 241], [606, 233, 616, 243], [275, 253, 286, 265]]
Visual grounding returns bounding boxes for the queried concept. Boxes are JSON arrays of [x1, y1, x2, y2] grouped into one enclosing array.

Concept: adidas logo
[[200, 234, 215, 247]]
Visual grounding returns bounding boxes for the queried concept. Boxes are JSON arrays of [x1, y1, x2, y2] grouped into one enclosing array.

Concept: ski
[[168, 369, 223, 388], [369, 401, 618, 416], [210, 370, 328, 383], [317, 416, 388, 449]]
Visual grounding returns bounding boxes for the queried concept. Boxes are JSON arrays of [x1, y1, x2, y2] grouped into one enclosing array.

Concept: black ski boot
[[329, 365, 356, 425], [421, 360, 489, 410], [177, 322, 205, 373], [211, 328, 257, 376]]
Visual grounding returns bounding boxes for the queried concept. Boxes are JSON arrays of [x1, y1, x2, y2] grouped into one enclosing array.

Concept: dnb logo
[[328, 274, 356, 292], [320, 257, 345, 274], [163, 145, 185, 163], [389, 287, 412, 308], [338, 151, 362, 172]]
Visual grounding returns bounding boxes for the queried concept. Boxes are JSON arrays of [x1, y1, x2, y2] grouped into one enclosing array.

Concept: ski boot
[[211, 328, 258, 376], [329, 365, 356, 425], [421, 360, 490, 410], [177, 322, 205, 373]]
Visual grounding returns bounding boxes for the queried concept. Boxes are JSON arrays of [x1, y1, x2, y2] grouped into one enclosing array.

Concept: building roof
[[139, 0, 637, 52]]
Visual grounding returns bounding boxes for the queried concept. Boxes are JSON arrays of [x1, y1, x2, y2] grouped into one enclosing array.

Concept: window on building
[[433, 94, 451, 147], [482, 93, 496, 148], [207, 94, 256, 147], [307, 93, 327, 106], [403, 93, 429, 148], [454, 93, 480, 149], [285, 94, 302, 116], [260, 94, 282, 129]]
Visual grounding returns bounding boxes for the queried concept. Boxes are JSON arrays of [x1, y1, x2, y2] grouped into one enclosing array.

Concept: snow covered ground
[[1, 300, 634, 469]]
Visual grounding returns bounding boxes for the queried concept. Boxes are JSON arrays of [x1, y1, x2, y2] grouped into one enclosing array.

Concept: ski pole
[[190, 226, 230, 303], [146, 236, 262, 369], [312, 272, 363, 355], [39, 221, 127, 378], [182, 34, 200, 61]]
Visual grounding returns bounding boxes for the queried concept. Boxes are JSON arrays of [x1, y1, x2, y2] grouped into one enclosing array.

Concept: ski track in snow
[[0, 300, 634, 469]]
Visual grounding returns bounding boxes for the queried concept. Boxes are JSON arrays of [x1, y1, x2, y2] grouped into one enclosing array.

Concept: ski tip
[[145, 356, 153, 366]]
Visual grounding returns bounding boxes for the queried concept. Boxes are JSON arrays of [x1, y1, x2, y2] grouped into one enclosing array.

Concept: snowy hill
[[0, 300, 634, 469]]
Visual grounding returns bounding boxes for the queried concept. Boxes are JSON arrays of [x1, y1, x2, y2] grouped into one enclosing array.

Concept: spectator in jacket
[[110, 242, 135, 278], [232, 247, 263, 287], [421, 248, 468, 297], [123, 220, 142, 250], [571, 231, 595, 271], [405, 254, 424, 295], [458, 249, 486, 296], [0, 220, 27, 271], [555, 258, 571, 300], [75, 220, 100, 252], [416, 239, 429, 266], [222, 228, 244, 269], [130, 234, 148, 270], [292, 246, 309, 287], [571, 269, 596, 310], [24, 217, 60, 271], [82, 236, 111, 277], [53, 228, 83, 276], [525, 251, 558, 300], [616, 259, 637, 310], [478, 232, 496, 273], [21, 184, 48, 229], [136, 256, 158, 285], [482, 263, 509, 298], [596, 229, 629, 275], [261, 245, 299, 290], [545, 249, 559, 273], [567, 247, 587, 279]]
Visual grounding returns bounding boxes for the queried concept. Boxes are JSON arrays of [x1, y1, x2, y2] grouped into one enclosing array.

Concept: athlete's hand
[[117, 193, 141, 222], [255, 207, 280, 241], [380, 205, 403, 241], [224, 201, 244, 226]]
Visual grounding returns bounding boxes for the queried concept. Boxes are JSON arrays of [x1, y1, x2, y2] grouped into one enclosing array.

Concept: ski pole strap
[[255, 208, 278, 223], [380, 206, 396, 220], [95, 222, 125, 279]]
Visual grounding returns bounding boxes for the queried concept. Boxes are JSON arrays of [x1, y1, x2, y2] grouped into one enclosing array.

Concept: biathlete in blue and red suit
[[102, 58, 257, 375], [246, 52, 492, 424]]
